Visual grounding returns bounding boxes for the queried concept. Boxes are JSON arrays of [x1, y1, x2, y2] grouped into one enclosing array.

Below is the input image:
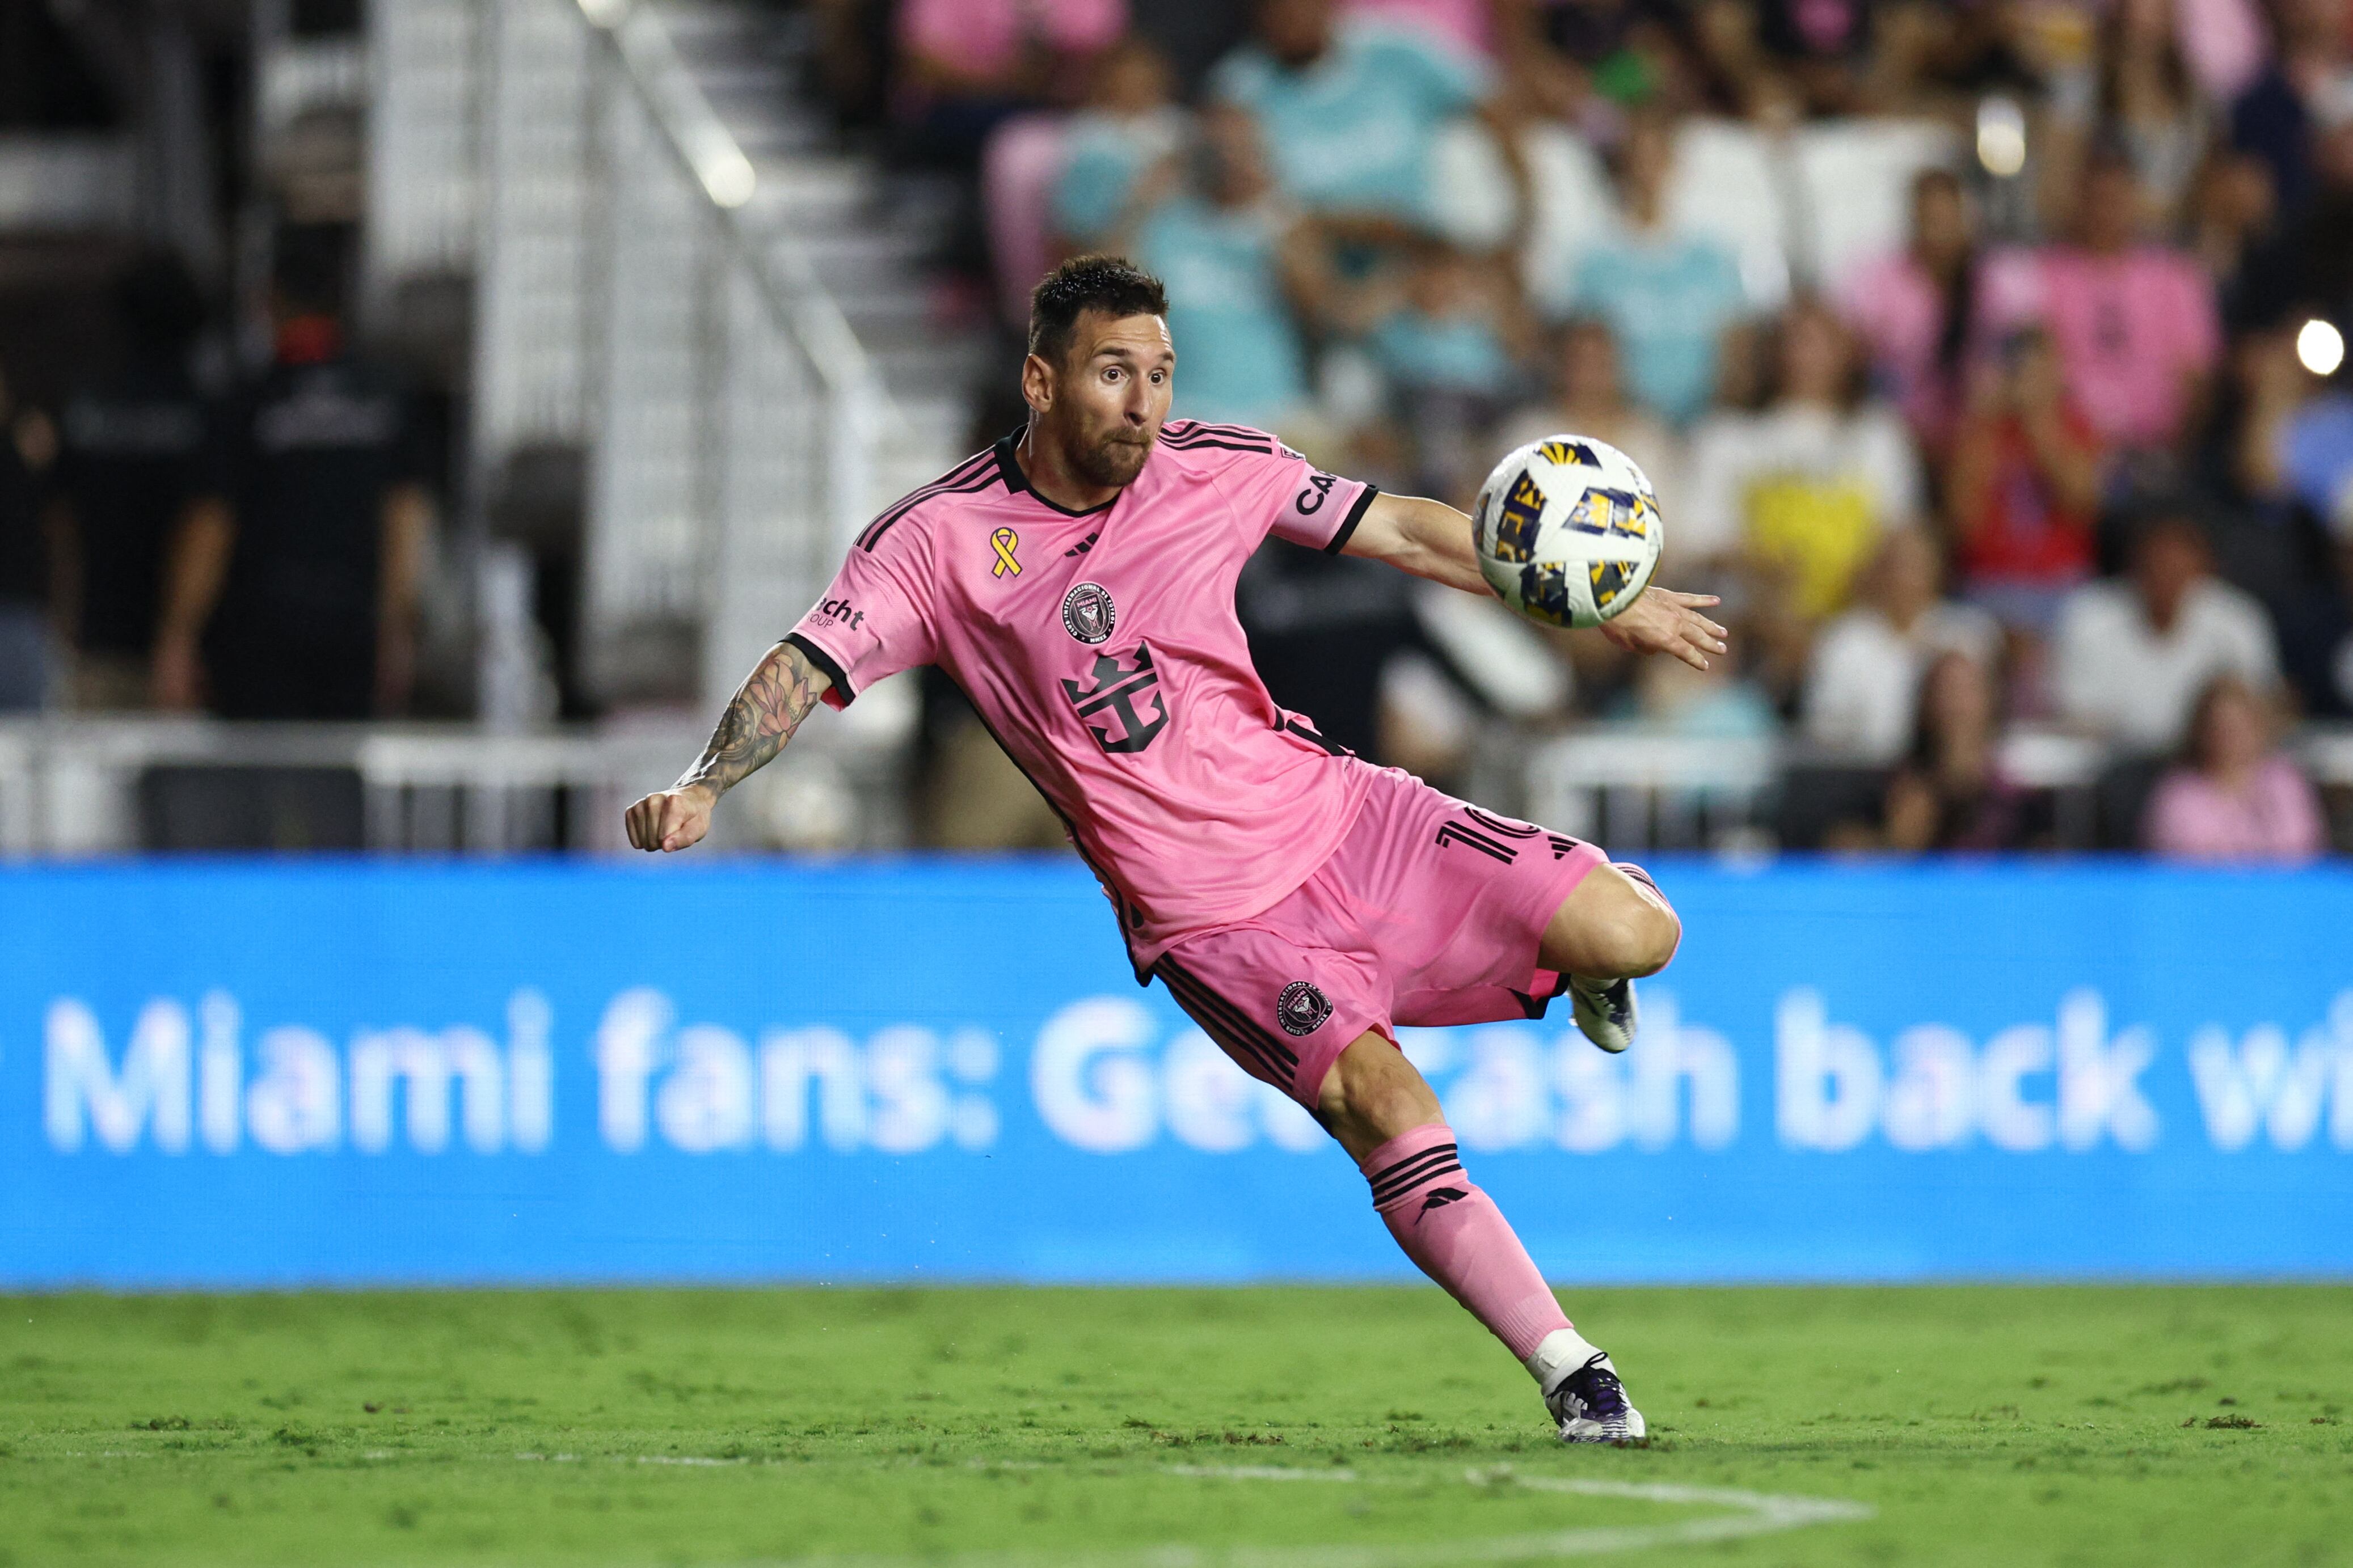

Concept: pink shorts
[[1152, 763, 1608, 1108]]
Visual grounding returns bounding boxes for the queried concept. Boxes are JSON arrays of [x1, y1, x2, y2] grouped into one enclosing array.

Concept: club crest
[[1062, 582, 1117, 645], [1277, 980, 1332, 1037]]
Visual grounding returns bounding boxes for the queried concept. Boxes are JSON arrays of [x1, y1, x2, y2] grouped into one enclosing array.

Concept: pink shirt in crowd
[[1347, 0, 1496, 57], [790, 424, 1380, 969], [1840, 252, 1971, 447], [2143, 755, 2327, 862], [1981, 246, 2221, 450], [2173, 0, 2268, 101], [899, 0, 1127, 78]]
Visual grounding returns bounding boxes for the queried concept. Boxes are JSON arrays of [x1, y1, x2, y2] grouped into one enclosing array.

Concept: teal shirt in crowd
[[1568, 234, 1745, 425], [1135, 197, 1309, 428], [1207, 24, 1485, 221], [1371, 308, 1512, 395], [1052, 111, 1183, 245]]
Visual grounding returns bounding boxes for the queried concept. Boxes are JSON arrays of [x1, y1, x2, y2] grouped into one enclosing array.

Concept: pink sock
[[1360, 1122, 1572, 1362]]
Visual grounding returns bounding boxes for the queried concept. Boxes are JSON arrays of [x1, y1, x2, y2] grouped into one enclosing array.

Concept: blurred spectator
[[0, 367, 49, 712], [1207, 0, 1487, 227], [2196, 326, 2353, 715], [1530, 0, 1694, 108], [1498, 317, 1684, 517], [1982, 147, 2222, 458], [2226, 323, 2341, 512], [1882, 650, 2035, 851], [1684, 297, 1925, 620], [2187, 147, 2281, 319], [49, 255, 216, 711], [1803, 527, 2002, 762], [2179, 0, 2275, 102], [2228, 0, 2353, 215], [1751, 0, 1877, 116], [1115, 106, 1318, 429], [154, 231, 433, 720], [1841, 167, 1983, 455], [2094, 0, 2211, 226], [1351, 0, 1501, 58], [1237, 544, 1424, 759], [2278, 350, 2353, 533], [2053, 510, 2281, 751], [1366, 239, 1526, 497], [2234, 96, 2353, 335], [2143, 673, 2328, 856], [1622, 642, 1779, 736], [1427, 51, 1614, 296], [1052, 41, 1186, 247], [1945, 326, 2105, 634], [1369, 242, 1520, 399], [1553, 108, 1747, 425], [918, 670, 1072, 849], [897, 0, 1127, 168]]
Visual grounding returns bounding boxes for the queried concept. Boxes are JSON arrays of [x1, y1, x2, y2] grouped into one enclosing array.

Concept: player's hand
[[626, 785, 716, 853], [1600, 587, 1728, 671]]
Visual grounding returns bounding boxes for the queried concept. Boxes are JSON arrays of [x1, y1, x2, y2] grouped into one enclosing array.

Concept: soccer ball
[[1470, 435, 1664, 629]]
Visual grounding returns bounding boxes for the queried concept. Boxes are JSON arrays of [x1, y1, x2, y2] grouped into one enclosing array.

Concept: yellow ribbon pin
[[990, 527, 1021, 578]]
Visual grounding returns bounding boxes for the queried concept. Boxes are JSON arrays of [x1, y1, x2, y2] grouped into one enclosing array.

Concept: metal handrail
[[572, 0, 909, 448]]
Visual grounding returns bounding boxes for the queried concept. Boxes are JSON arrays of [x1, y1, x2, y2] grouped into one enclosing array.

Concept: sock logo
[[1416, 1187, 1468, 1220], [1276, 980, 1332, 1037]]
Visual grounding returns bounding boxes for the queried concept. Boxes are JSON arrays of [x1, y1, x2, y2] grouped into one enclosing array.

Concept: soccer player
[[626, 257, 1726, 1445]]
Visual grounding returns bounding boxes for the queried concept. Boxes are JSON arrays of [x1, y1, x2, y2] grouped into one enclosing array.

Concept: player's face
[[1040, 311, 1174, 490]]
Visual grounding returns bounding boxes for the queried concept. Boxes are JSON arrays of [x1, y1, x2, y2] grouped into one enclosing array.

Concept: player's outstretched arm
[[1343, 492, 1728, 670], [1342, 492, 1494, 595], [624, 639, 832, 852]]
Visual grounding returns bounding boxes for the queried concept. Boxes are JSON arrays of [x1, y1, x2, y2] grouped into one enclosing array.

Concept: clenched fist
[[625, 784, 716, 852]]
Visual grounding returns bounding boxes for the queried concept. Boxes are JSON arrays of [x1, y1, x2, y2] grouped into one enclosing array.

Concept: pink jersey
[[787, 421, 1381, 968]]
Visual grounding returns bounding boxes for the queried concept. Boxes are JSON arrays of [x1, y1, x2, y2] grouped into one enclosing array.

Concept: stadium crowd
[[826, 0, 2353, 857], [1, 0, 2348, 859]]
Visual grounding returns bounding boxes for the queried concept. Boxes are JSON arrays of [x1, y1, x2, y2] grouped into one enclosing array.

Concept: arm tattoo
[[674, 641, 829, 796]]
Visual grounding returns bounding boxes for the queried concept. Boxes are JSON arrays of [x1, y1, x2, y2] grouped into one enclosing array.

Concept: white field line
[[754, 1461, 1871, 1567]]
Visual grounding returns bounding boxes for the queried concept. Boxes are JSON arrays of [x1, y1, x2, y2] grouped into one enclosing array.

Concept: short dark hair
[[1027, 255, 1167, 367]]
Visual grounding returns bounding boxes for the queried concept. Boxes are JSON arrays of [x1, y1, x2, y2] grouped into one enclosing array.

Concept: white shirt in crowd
[[1678, 403, 1924, 563], [1802, 601, 2003, 762], [2053, 577, 2280, 753]]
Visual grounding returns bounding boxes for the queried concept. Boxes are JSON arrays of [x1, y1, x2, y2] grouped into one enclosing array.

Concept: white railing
[[1516, 723, 2353, 852], [0, 696, 917, 858], [0, 137, 138, 231], [4, 713, 2341, 860], [365, 0, 910, 711]]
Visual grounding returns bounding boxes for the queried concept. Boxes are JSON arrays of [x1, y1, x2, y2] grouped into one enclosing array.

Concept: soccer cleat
[[1545, 1351, 1648, 1445], [1570, 974, 1638, 1053]]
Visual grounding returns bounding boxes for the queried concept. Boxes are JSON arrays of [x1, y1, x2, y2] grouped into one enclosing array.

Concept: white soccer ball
[[1470, 434, 1664, 629]]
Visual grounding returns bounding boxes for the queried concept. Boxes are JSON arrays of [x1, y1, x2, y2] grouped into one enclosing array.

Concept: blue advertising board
[[1, 857, 2349, 1288]]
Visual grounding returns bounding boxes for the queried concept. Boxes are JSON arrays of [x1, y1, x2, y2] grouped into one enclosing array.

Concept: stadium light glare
[[2299, 318, 2346, 377], [577, 0, 628, 27], [699, 150, 757, 208], [1976, 97, 2027, 177]]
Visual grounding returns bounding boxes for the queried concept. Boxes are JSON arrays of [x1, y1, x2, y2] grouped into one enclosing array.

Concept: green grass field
[[3, 1285, 2350, 1567]]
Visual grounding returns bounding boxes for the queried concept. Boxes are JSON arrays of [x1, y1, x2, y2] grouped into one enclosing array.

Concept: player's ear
[[1020, 351, 1055, 416]]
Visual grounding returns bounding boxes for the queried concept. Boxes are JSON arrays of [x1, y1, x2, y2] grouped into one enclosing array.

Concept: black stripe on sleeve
[[783, 632, 851, 702], [859, 470, 998, 552], [1323, 483, 1379, 555]]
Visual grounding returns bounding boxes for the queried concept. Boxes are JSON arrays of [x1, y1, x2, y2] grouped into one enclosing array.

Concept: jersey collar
[[994, 429, 1121, 519]]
